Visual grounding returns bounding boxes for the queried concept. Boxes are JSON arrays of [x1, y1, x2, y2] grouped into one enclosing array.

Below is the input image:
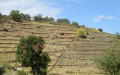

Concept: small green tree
[[115, 32, 120, 39], [57, 18, 70, 24], [16, 35, 51, 75], [21, 13, 31, 21], [76, 29, 86, 38], [10, 10, 21, 22], [34, 14, 42, 22], [71, 21, 79, 27], [49, 17, 55, 22], [94, 40, 120, 75], [98, 28, 103, 32]]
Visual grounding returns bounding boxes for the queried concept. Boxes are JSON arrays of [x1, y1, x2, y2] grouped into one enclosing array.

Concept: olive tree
[[16, 35, 50, 75]]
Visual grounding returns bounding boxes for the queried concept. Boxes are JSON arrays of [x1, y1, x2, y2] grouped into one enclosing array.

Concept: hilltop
[[0, 20, 116, 75]]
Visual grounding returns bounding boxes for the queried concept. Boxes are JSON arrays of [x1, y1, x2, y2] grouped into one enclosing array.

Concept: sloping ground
[[49, 28, 115, 75], [0, 21, 77, 73], [0, 21, 116, 75]]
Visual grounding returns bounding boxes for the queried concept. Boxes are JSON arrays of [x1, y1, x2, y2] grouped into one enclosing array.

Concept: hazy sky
[[0, 0, 120, 34]]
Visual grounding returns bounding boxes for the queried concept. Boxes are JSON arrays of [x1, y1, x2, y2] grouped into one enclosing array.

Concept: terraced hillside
[[0, 21, 116, 75], [48, 27, 115, 75]]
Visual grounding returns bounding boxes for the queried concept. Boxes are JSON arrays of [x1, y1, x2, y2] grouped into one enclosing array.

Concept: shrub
[[76, 29, 86, 38], [49, 17, 55, 22], [86, 32, 89, 35], [16, 35, 51, 75], [0, 52, 14, 75], [81, 25, 85, 27], [98, 28, 103, 32], [57, 18, 70, 24], [71, 21, 79, 27], [10, 10, 21, 22], [11, 24, 14, 27], [49, 22, 60, 25], [17, 70, 29, 75], [94, 41, 120, 75], [4, 28, 8, 32], [115, 32, 120, 39], [34, 14, 42, 22], [91, 37, 95, 39], [37, 25, 41, 28], [21, 13, 31, 21]]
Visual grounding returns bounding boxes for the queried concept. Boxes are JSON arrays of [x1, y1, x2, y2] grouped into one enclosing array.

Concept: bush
[[81, 25, 85, 27], [98, 28, 103, 32], [34, 14, 55, 22], [4, 28, 8, 32], [76, 29, 86, 38], [16, 35, 51, 75], [71, 21, 79, 27], [21, 13, 31, 21], [57, 18, 70, 24], [17, 70, 28, 75], [94, 41, 120, 75], [0, 52, 14, 75], [11, 24, 14, 27], [34, 14, 42, 22], [37, 25, 41, 28], [10, 10, 31, 22], [86, 32, 89, 35], [10, 10, 21, 22], [115, 32, 120, 39]]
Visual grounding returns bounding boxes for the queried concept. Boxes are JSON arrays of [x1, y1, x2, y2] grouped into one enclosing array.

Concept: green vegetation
[[37, 25, 41, 28], [34, 14, 55, 22], [94, 40, 120, 75], [17, 70, 29, 75], [81, 25, 85, 27], [4, 27, 8, 32], [16, 35, 51, 75], [10, 10, 22, 22], [86, 32, 89, 35], [71, 21, 79, 27], [57, 18, 70, 24], [115, 32, 120, 39], [34, 14, 42, 22], [10, 10, 31, 22], [21, 13, 31, 21], [98, 28, 103, 32], [0, 53, 14, 75], [11, 24, 14, 27], [76, 29, 86, 38]]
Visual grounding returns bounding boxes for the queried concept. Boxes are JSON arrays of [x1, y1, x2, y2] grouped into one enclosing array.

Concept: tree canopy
[[16, 35, 50, 75]]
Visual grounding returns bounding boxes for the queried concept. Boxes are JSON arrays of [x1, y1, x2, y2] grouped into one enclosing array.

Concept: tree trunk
[[32, 67, 35, 75]]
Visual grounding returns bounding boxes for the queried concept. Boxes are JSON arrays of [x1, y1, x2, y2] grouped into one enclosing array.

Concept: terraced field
[[0, 21, 116, 75]]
